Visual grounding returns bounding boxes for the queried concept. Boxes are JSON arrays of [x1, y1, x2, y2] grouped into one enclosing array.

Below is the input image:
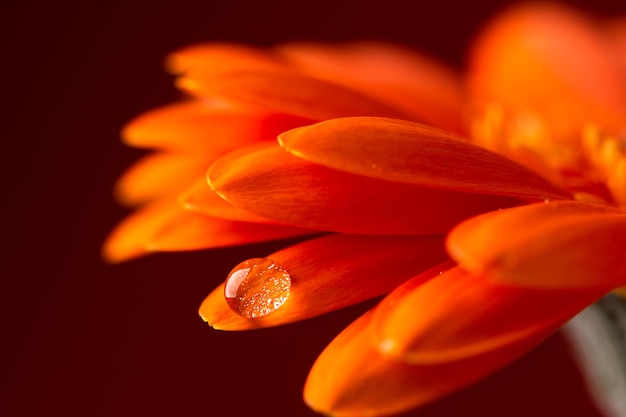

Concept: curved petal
[[208, 143, 523, 235], [279, 117, 569, 200], [166, 42, 284, 75], [304, 307, 558, 417], [147, 210, 312, 253], [447, 201, 626, 288], [179, 179, 279, 224], [370, 264, 607, 364], [468, 3, 626, 138], [275, 41, 465, 133], [103, 198, 182, 263], [177, 65, 410, 121], [114, 153, 209, 206], [122, 100, 309, 152], [199, 234, 447, 330], [103, 198, 310, 263]]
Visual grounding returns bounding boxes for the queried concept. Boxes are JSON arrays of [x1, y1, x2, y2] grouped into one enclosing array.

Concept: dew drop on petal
[[224, 258, 291, 318]]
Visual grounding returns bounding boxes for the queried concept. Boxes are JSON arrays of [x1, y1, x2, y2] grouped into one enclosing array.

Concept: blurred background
[[4, 0, 626, 415]]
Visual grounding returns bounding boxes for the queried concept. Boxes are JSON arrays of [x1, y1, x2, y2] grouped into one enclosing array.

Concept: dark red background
[[4, 0, 625, 416]]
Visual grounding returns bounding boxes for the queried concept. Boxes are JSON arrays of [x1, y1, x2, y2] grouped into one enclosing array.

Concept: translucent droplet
[[224, 258, 291, 318]]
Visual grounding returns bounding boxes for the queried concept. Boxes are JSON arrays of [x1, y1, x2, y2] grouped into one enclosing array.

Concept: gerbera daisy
[[105, 2, 626, 416]]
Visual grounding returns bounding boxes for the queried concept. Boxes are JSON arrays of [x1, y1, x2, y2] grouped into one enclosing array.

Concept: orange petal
[[148, 209, 312, 253], [199, 234, 447, 330], [447, 201, 626, 289], [103, 198, 182, 263], [114, 152, 210, 206], [166, 42, 284, 75], [103, 198, 310, 263], [468, 3, 626, 138], [279, 117, 569, 200], [304, 307, 559, 417], [177, 64, 410, 121], [275, 41, 465, 133], [208, 143, 523, 235], [370, 264, 606, 364], [122, 100, 309, 152], [179, 179, 278, 224]]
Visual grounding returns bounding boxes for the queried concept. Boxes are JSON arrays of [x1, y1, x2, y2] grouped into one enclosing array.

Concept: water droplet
[[224, 258, 291, 319]]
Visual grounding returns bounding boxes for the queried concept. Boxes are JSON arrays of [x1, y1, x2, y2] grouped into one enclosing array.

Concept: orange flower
[[105, 3, 626, 416]]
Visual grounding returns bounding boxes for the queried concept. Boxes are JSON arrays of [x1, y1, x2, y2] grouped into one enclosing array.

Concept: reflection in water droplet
[[224, 258, 291, 318]]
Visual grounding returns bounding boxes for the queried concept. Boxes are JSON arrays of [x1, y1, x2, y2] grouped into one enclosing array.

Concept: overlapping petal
[[122, 100, 309, 152], [103, 198, 310, 263], [209, 143, 523, 234], [304, 308, 557, 417], [114, 153, 210, 206], [199, 234, 447, 330], [274, 41, 465, 133], [370, 264, 608, 364], [447, 201, 626, 289], [279, 117, 569, 199]]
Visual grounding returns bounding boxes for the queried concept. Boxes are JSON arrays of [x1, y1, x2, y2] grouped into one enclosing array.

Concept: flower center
[[471, 104, 626, 207]]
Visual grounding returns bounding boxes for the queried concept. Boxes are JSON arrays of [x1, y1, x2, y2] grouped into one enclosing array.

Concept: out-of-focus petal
[[177, 65, 410, 121], [103, 198, 182, 263], [304, 307, 558, 417], [468, 3, 626, 138], [279, 117, 569, 200], [122, 100, 309, 151], [166, 43, 284, 75], [114, 153, 209, 206], [370, 264, 607, 364], [147, 210, 312, 253], [208, 143, 522, 235], [199, 234, 447, 330], [179, 179, 279, 224], [447, 201, 626, 289], [103, 198, 311, 263], [275, 41, 465, 133]]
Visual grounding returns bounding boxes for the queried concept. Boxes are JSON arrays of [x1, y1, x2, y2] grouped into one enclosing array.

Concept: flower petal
[[103, 198, 182, 263], [370, 264, 607, 364], [103, 198, 310, 263], [122, 100, 308, 152], [279, 117, 569, 200], [199, 234, 447, 330], [208, 143, 522, 234], [468, 3, 626, 138], [114, 152, 209, 206], [275, 41, 465, 133], [304, 307, 559, 417], [166, 42, 284, 75], [447, 201, 626, 288], [177, 65, 410, 121], [179, 179, 278, 224], [147, 210, 312, 253]]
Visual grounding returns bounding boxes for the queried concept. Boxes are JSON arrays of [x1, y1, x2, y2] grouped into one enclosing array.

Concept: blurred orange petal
[[103, 198, 181, 263], [279, 117, 569, 199], [166, 42, 283, 75], [114, 152, 209, 206], [123, 100, 309, 152], [370, 265, 607, 364], [179, 179, 278, 224], [199, 234, 447, 330], [209, 143, 522, 234], [147, 210, 312, 253], [468, 3, 626, 137], [178, 65, 410, 121], [447, 201, 626, 289], [304, 307, 558, 417], [275, 41, 465, 133]]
